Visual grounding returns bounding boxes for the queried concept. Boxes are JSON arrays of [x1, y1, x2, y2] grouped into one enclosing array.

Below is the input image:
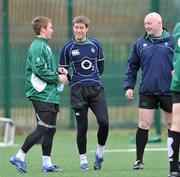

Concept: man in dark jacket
[[124, 12, 174, 170]]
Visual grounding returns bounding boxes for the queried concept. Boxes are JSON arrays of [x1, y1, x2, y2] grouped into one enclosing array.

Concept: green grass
[[0, 130, 169, 177]]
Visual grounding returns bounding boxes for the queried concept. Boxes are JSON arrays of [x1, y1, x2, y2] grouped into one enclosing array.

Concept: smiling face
[[144, 12, 163, 37], [73, 22, 88, 42]]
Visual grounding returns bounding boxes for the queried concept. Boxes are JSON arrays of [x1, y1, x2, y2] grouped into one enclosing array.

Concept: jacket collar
[[144, 28, 170, 41]]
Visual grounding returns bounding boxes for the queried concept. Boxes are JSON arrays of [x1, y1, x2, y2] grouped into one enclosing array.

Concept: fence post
[[2, 0, 11, 118], [154, 109, 161, 135], [150, 0, 159, 12], [67, 0, 73, 39], [66, 0, 75, 129]]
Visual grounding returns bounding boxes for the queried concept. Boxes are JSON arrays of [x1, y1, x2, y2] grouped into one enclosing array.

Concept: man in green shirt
[[167, 22, 180, 177], [10, 16, 68, 173]]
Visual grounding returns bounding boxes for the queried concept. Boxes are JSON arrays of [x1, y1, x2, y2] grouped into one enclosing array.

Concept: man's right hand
[[59, 75, 69, 85], [125, 89, 134, 100]]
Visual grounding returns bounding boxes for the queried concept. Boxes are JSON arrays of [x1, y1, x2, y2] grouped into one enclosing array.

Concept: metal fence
[[0, 0, 180, 130]]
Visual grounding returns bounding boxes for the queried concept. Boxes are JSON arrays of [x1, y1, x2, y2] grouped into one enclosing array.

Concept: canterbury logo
[[71, 49, 80, 56]]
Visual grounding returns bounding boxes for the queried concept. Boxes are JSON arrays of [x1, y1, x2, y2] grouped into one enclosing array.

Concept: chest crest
[[72, 49, 80, 56]]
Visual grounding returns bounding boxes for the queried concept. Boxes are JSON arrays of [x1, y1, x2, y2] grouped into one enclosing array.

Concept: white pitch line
[[90, 147, 167, 153], [0, 143, 19, 147]]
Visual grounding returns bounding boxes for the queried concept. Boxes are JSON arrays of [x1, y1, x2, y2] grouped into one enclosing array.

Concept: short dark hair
[[31, 16, 52, 35], [72, 15, 90, 28]]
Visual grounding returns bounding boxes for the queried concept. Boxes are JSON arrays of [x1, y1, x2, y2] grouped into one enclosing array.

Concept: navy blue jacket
[[124, 31, 174, 95]]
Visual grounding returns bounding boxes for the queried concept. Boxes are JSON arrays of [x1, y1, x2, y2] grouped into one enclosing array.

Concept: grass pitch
[[0, 130, 169, 177]]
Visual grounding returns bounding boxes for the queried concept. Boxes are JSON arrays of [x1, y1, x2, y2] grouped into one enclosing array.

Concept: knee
[[139, 120, 151, 130], [165, 118, 172, 129], [166, 122, 172, 130], [49, 128, 56, 136], [78, 126, 87, 135], [98, 118, 109, 129]]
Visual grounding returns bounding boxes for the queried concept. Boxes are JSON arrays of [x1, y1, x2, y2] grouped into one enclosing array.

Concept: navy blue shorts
[[31, 100, 59, 113], [139, 95, 172, 113], [31, 100, 59, 126], [71, 85, 107, 109]]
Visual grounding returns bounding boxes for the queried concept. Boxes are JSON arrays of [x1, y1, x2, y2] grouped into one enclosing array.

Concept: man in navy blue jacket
[[124, 12, 174, 170]]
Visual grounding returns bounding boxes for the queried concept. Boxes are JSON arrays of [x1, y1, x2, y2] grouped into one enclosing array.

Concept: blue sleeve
[[97, 42, 104, 61], [97, 60, 104, 75], [96, 40, 104, 74], [124, 42, 141, 90]]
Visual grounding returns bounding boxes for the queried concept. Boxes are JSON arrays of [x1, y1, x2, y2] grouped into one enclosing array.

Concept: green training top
[[171, 22, 180, 92], [25, 37, 60, 104]]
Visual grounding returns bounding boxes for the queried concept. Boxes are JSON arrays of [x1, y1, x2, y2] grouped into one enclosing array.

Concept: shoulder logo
[[143, 43, 148, 47], [91, 47, 95, 53], [71, 49, 80, 56], [47, 46, 52, 54], [164, 42, 168, 46]]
